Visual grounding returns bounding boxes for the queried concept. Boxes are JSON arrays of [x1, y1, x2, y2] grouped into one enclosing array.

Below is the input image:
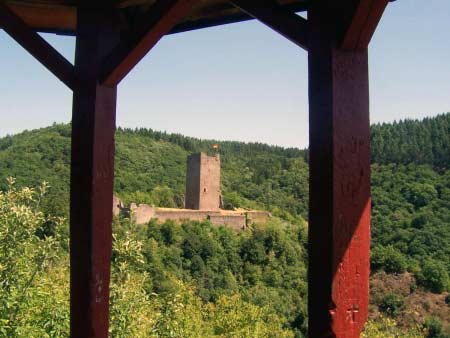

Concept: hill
[[371, 113, 450, 168], [0, 113, 449, 336]]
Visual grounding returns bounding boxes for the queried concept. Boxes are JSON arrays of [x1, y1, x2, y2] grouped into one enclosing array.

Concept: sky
[[0, 0, 449, 148]]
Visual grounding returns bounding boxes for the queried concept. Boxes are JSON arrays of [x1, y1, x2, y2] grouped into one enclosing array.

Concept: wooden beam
[[0, 2, 76, 89], [5, 3, 76, 33], [169, 1, 309, 35], [307, 1, 372, 337], [100, 0, 199, 87], [341, 0, 389, 50], [70, 9, 119, 338], [229, 0, 308, 50]]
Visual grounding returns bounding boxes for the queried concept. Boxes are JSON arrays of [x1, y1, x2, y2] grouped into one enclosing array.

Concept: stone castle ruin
[[113, 152, 270, 230], [185, 153, 221, 210]]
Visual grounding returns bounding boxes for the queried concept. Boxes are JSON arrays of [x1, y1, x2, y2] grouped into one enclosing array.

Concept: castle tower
[[185, 153, 221, 210]]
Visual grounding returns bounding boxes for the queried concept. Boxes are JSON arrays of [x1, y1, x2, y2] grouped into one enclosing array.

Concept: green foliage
[[379, 294, 406, 317], [362, 317, 424, 338], [1, 113, 450, 336], [0, 124, 309, 222], [424, 317, 450, 338], [371, 113, 450, 167], [142, 219, 308, 337], [0, 182, 296, 337], [0, 178, 65, 337], [417, 260, 450, 294], [371, 163, 450, 290], [371, 245, 408, 274], [222, 191, 243, 210]]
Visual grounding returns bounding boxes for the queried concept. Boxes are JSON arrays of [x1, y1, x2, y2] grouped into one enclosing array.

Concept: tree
[[418, 260, 449, 294]]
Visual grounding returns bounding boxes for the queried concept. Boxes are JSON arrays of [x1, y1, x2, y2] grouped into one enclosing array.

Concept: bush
[[371, 245, 408, 274], [379, 294, 405, 317], [362, 317, 424, 338], [424, 317, 448, 338], [417, 259, 449, 294], [222, 191, 243, 210], [0, 179, 65, 337]]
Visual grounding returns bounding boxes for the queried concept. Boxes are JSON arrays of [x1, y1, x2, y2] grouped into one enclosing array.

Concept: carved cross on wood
[[347, 304, 360, 323]]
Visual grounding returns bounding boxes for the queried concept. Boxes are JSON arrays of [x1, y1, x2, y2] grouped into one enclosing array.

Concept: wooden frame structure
[[0, 0, 389, 337]]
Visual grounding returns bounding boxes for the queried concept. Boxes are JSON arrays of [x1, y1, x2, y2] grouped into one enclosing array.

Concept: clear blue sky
[[0, 0, 449, 148]]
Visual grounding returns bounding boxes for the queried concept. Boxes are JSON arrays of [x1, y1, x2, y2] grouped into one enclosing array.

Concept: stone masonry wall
[[199, 153, 221, 210], [208, 215, 247, 231], [185, 153, 201, 209], [185, 153, 221, 210]]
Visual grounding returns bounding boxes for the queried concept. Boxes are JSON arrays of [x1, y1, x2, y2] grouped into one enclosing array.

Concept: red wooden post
[[70, 8, 119, 338], [307, 3, 371, 338]]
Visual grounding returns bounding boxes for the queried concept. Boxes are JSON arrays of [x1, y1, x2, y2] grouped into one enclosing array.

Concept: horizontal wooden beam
[[2, 4, 76, 33], [170, 2, 309, 35], [100, 0, 199, 87], [229, 0, 308, 50], [341, 0, 389, 50], [0, 2, 76, 89]]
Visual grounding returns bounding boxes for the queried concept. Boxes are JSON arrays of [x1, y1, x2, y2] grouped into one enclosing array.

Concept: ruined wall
[[154, 209, 217, 222], [208, 215, 247, 231], [185, 153, 221, 210], [246, 211, 272, 225], [126, 204, 251, 230], [112, 196, 123, 217], [130, 203, 155, 224]]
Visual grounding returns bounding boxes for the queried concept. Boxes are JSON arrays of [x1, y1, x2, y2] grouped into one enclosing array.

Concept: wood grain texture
[[70, 9, 119, 338], [1, 0, 309, 35], [341, 0, 389, 50], [308, 1, 371, 337]]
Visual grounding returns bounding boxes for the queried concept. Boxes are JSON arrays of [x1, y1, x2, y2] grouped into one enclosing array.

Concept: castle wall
[[208, 215, 247, 231], [127, 204, 253, 231], [112, 195, 123, 217], [130, 203, 155, 224], [246, 211, 272, 225], [154, 209, 217, 222]]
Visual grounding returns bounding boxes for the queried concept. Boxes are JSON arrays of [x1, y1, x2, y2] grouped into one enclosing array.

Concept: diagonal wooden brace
[[0, 1, 76, 89], [100, 0, 200, 87], [341, 0, 389, 50], [229, 0, 308, 50]]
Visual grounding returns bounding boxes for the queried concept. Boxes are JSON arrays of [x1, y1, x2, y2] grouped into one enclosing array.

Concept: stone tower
[[185, 153, 221, 210]]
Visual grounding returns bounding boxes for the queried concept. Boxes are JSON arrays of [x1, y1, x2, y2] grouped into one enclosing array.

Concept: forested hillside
[[371, 113, 450, 167], [0, 113, 449, 337]]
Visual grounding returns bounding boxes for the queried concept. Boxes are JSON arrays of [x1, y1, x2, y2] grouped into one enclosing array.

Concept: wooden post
[[70, 8, 119, 338], [307, 3, 371, 338]]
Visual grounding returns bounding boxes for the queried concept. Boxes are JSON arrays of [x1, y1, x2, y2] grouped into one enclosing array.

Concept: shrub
[[0, 179, 65, 337], [417, 259, 449, 294], [424, 317, 448, 338], [222, 191, 243, 210], [371, 245, 408, 274], [445, 294, 450, 306], [379, 294, 405, 317], [362, 317, 424, 338]]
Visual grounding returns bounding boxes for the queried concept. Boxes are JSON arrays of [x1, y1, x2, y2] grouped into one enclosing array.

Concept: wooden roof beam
[[0, 1, 76, 89], [341, 0, 389, 50], [229, 0, 308, 51], [100, 0, 200, 87]]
